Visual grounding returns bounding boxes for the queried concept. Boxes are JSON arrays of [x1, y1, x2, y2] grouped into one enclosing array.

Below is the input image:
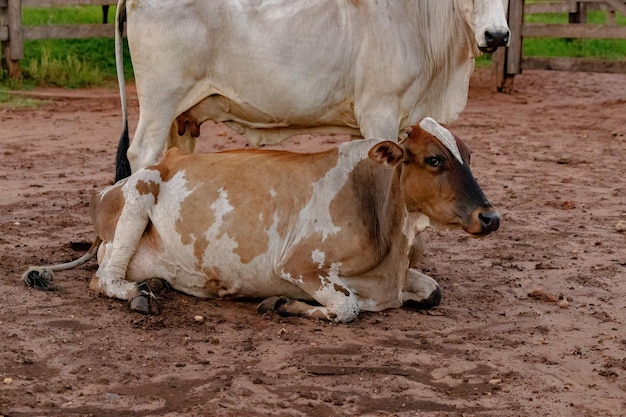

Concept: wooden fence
[[493, 0, 626, 92], [0, 0, 116, 79]]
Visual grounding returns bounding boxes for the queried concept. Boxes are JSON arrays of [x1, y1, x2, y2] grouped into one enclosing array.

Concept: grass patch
[[0, 91, 49, 109], [0, 5, 131, 89], [23, 5, 111, 25], [24, 48, 105, 88], [524, 10, 626, 58], [476, 9, 626, 67]]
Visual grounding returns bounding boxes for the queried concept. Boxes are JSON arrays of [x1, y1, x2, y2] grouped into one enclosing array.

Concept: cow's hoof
[[129, 281, 164, 315], [257, 296, 290, 315], [403, 286, 442, 311], [22, 267, 54, 291], [130, 294, 151, 315]]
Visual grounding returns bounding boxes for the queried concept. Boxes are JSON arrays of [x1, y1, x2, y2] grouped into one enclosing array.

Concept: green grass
[[524, 10, 626, 59], [0, 5, 132, 90], [0, 91, 49, 109], [476, 9, 626, 67]]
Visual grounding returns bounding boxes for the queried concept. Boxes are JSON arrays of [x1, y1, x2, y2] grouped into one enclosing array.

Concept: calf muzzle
[[466, 206, 500, 236]]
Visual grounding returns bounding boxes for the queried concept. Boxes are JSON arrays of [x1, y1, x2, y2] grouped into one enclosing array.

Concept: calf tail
[[22, 237, 101, 291], [114, 0, 132, 183]]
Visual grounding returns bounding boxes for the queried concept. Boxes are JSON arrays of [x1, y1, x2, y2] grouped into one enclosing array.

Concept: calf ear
[[368, 141, 404, 168]]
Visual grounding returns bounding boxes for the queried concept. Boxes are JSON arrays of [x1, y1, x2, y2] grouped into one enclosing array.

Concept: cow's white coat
[[116, 0, 510, 172]]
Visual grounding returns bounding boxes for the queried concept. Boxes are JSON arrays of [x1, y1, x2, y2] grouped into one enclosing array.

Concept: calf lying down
[[23, 118, 499, 323]]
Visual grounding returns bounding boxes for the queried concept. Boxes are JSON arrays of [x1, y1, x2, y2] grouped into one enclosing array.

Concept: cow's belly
[[183, 93, 359, 131], [125, 238, 311, 301]]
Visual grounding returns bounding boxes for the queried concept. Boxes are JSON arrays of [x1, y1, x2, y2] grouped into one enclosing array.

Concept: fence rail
[[1, 0, 116, 78], [493, 0, 626, 92]]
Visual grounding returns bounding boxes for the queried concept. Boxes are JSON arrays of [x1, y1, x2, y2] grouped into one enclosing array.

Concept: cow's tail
[[22, 237, 102, 291], [114, 0, 132, 183]]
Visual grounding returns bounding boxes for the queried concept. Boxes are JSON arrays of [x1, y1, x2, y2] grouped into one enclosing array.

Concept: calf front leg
[[402, 268, 441, 310], [258, 264, 360, 323], [403, 234, 441, 310]]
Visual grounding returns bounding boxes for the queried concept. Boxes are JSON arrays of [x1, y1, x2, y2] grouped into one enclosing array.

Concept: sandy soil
[[1, 68, 625, 417]]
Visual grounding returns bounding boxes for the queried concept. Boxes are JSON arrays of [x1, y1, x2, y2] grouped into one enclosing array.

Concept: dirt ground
[[1, 68, 625, 417]]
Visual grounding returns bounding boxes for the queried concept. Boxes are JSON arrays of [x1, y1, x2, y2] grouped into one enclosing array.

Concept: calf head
[[368, 117, 499, 236]]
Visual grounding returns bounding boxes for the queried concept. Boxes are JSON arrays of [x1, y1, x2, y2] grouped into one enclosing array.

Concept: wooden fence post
[[492, 0, 525, 93], [1, 0, 22, 79]]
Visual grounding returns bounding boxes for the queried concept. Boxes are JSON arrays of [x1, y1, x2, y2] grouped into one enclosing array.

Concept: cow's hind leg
[[89, 177, 162, 313], [402, 269, 441, 310], [129, 278, 171, 315]]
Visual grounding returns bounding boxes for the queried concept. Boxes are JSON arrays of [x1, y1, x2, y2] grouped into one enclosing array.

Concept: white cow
[[114, 0, 510, 181]]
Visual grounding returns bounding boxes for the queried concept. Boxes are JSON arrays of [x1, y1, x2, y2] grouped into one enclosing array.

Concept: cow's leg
[[258, 296, 347, 321], [402, 269, 441, 310], [355, 100, 402, 142], [89, 185, 157, 313], [128, 278, 171, 315], [409, 233, 426, 268], [258, 268, 360, 323], [125, 72, 196, 173], [402, 234, 441, 310], [127, 114, 173, 172]]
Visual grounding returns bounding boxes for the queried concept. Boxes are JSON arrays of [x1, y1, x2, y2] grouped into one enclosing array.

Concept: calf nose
[[485, 30, 510, 48], [478, 210, 500, 233]]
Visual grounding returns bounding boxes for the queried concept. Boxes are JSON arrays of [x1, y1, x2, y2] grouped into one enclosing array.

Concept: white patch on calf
[[419, 117, 464, 165], [312, 261, 359, 322], [298, 139, 383, 241], [211, 188, 234, 220], [311, 249, 325, 269], [199, 188, 242, 289], [280, 269, 304, 285]]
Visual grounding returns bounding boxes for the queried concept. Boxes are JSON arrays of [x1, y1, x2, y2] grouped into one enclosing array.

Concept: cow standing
[[25, 119, 499, 322], [114, 0, 510, 181]]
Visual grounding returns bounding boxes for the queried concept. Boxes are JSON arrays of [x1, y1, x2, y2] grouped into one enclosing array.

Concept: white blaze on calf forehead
[[419, 117, 464, 165]]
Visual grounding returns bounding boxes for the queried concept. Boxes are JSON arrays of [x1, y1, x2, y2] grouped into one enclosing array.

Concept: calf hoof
[[257, 296, 290, 315], [130, 294, 151, 315], [22, 267, 54, 291], [129, 282, 162, 315], [403, 286, 442, 311]]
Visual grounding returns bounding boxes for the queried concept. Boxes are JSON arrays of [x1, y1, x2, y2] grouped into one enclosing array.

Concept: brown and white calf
[[24, 118, 499, 323]]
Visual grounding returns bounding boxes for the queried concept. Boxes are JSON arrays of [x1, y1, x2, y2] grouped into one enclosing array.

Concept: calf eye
[[425, 156, 443, 168]]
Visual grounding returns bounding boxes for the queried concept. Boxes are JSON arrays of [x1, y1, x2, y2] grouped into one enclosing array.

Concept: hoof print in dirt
[[22, 267, 55, 291], [257, 296, 290, 316]]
